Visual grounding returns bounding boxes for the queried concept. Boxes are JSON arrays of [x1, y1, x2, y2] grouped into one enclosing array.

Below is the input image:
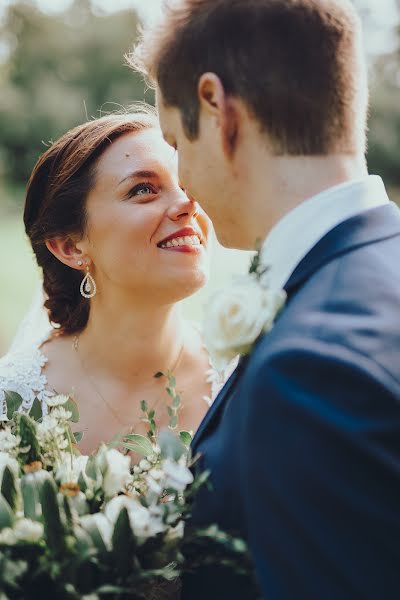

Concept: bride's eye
[[128, 182, 157, 198]]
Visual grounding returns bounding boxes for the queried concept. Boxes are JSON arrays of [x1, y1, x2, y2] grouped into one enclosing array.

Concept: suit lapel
[[191, 357, 247, 451], [192, 203, 400, 452]]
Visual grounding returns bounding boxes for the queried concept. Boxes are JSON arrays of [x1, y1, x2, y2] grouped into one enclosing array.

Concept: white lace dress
[[0, 326, 236, 422]]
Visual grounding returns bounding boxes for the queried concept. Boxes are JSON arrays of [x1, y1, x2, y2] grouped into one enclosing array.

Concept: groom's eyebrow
[[118, 170, 159, 187]]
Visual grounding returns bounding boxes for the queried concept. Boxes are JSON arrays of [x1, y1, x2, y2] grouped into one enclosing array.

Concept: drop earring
[[80, 264, 97, 299]]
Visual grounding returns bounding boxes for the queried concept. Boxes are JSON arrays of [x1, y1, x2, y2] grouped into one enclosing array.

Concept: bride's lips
[[156, 227, 203, 254]]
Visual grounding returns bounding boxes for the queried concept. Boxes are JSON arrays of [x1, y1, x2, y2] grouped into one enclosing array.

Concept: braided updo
[[24, 109, 157, 335]]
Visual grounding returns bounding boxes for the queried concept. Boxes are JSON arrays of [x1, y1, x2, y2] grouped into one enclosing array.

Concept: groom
[[132, 0, 400, 598]]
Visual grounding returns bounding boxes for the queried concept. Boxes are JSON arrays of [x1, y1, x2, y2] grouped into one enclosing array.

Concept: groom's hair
[[131, 0, 368, 155]]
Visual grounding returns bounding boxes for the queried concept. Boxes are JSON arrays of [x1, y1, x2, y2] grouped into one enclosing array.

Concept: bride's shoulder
[[0, 346, 53, 415]]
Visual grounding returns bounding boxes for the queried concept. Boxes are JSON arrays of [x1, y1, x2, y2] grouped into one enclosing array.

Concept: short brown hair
[[130, 0, 368, 155], [24, 109, 157, 335]]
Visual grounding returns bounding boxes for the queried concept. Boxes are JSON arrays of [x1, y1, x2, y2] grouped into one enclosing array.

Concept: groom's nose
[[167, 188, 199, 221]]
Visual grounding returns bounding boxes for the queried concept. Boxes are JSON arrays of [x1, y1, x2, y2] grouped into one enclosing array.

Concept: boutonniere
[[204, 247, 287, 371]]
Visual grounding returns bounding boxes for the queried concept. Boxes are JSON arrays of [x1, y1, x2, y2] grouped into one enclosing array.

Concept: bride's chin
[[165, 271, 209, 302]]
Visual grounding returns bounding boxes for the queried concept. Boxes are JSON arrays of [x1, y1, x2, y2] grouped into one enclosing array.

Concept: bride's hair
[[24, 107, 158, 336]]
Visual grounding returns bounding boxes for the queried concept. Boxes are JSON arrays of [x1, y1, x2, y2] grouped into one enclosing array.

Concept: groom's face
[[157, 90, 241, 249]]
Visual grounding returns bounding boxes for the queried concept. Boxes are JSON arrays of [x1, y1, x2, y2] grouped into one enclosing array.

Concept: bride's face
[[80, 128, 211, 303]]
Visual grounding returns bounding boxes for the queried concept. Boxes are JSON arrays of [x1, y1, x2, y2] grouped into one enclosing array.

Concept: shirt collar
[[261, 175, 390, 291]]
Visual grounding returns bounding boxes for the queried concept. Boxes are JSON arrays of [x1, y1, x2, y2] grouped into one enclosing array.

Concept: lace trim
[[0, 331, 54, 419]]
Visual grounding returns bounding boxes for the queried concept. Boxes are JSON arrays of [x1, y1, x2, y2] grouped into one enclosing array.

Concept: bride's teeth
[[177, 238, 185, 246], [191, 236, 199, 245], [166, 241, 173, 248], [172, 239, 179, 247], [184, 236, 192, 244]]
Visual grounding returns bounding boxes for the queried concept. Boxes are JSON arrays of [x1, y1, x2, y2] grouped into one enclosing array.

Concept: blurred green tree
[[367, 41, 400, 187], [0, 0, 151, 187]]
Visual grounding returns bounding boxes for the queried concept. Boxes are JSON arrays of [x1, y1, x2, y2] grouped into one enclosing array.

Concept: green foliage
[[29, 398, 43, 422], [123, 433, 154, 457], [0, 494, 15, 530], [39, 479, 68, 559], [0, 1, 152, 187], [158, 429, 186, 462], [1, 466, 18, 513], [112, 507, 137, 580], [5, 391, 22, 420], [16, 413, 42, 464]]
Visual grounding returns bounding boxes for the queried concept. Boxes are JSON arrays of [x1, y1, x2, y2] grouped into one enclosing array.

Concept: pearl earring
[[80, 265, 97, 299]]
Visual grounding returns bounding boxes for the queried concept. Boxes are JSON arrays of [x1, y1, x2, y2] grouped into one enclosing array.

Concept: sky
[[0, 0, 399, 54]]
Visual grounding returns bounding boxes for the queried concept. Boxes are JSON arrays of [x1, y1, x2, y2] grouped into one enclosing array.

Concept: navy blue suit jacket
[[183, 203, 400, 599]]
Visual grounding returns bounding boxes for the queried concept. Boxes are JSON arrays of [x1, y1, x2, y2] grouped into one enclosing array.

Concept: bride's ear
[[45, 237, 87, 271], [198, 72, 240, 159]]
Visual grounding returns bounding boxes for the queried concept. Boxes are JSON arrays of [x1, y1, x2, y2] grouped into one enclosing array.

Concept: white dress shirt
[[261, 175, 390, 290]]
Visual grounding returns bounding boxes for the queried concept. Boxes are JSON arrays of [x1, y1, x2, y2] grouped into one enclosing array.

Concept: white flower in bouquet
[[51, 406, 72, 421], [45, 394, 70, 408], [162, 458, 194, 492], [102, 448, 131, 498], [56, 453, 89, 484], [204, 273, 286, 371], [80, 513, 113, 550], [0, 429, 21, 453], [105, 494, 166, 539], [0, 451, 19, 479], [14, 519, 43, 543], [0, 519, 43, 546]]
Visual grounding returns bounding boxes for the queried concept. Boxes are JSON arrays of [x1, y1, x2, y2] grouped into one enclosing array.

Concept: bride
[[0, 109, 224, 454]]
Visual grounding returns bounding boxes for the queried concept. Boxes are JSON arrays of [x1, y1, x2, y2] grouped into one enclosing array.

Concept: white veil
[[8, 283, 53, 354]]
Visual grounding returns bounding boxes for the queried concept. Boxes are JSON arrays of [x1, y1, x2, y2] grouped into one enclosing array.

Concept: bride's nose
[[167, 188, 199, 221]]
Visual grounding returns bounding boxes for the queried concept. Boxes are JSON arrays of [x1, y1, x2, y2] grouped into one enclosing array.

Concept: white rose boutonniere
[[204, 250, 286, 371]]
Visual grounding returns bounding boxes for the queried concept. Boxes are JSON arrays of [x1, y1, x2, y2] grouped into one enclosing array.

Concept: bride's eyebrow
[[117, 170, 159, 187]]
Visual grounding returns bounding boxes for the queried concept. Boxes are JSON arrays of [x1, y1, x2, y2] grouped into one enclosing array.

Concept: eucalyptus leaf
[[0, 495, 14, 530], [112, 507, 137, 579], [153, 372, 164, 379], [29, 397, 42, 422], [85, 455, 98, 481], [40, 478, 68, 558], [64, 397, 79, 423], [21, 476, 39, 521], [73, 431, 84, 443], [158, 429, 185, 461], [169, 416, 178, 430], [5, 391, 23, 420], [169, 375, 176, 388], [179, 431, 193, 447], [123, 434, 153, 456], [1, 466, 17, 513], [172, 395, 181, 409], [140, 400, 148, 412], [16, 413, 41, 464], [166, 387, 174, 398]]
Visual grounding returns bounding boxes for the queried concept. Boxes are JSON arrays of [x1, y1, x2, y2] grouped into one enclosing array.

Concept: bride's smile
[[0, 111, 225, 455]]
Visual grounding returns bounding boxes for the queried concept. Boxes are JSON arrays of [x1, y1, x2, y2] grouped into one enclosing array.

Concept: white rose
[[102, 449, 131, 498], [80, 513, 113, 550], [0, 451, 19, 480], [14, 519, 43, 543], [105, 495, 165, 539], [163, 459, 193, 492], [204, 275, 286, 371]]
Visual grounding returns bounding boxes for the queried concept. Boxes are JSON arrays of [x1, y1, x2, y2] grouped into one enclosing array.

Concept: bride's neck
[[75, 296, 185, 383]]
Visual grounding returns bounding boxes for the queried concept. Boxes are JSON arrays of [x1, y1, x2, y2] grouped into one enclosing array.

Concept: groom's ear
[[45, 237, 86, 271], [198, 73, 239, 159]]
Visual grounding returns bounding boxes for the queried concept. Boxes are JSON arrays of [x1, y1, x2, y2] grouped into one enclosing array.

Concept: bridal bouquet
[[0, 379, 249, 599]]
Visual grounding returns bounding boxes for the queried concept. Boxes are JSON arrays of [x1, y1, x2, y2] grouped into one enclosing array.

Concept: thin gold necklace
[[72, 335, 185, 430]]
